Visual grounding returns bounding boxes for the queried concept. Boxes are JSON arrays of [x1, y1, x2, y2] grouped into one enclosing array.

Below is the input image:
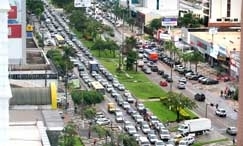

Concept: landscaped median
[[76, 28, 197, 123]]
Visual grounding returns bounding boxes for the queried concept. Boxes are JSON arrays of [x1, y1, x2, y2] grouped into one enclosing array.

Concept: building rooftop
[[191, 31, 241, 54], [9, 121, 51, 146]]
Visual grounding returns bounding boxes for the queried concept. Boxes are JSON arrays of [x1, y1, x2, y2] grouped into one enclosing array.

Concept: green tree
[[92, 125, 107, 139], [126, 49, 137, 71], [123, 36, 137, 54], [189, 50, 204, 73], [127, 17, 135, 32], [92, 38, 106, 57], [179, 51, 191, 68], [84, 107, 96, 119], [178, 12, 201, 28], [59, 122, 77, 146], [51, 0, 71, 8], [161, 91, 197, 122], [71, 90, 104, 107], [26, 0, 44, 17], [149, 18, 162, 31]]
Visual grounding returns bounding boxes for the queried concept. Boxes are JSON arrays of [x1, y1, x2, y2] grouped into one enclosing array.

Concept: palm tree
[[161, 91, 197, 122], [189, 50, 204, 73], [59, 122, 77, 146], [180, 52, 191, 68]]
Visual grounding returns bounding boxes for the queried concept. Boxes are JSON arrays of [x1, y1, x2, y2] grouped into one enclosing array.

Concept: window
[[227, 0, 231, 17], [157, 0, 159, 10]]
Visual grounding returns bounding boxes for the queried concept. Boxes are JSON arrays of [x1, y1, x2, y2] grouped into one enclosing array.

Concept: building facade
[[8, 0, 26, 65], [208, 0, 241, 27]]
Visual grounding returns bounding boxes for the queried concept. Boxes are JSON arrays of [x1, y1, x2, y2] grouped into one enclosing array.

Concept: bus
[[90, 81, 105, 95], [54, 34, 65, 48]]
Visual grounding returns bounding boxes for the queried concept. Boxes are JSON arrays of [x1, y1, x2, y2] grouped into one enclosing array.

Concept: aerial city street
[[20, 0, 242, 146]]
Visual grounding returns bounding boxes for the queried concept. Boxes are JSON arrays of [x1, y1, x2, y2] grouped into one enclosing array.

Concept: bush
[[180, 109, 190, 120]]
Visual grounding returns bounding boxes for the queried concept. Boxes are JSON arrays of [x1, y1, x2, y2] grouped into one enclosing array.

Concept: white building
[[208, 0, 241, 27]]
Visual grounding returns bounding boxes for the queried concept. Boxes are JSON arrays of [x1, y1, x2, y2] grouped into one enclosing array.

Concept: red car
[[159, 81, 168, 87]]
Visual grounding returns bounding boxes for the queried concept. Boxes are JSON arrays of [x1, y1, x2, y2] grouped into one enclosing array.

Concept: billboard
[[161, 17, 178, 26], [74, 0, 91, 7], [8, 0, 25, 64]]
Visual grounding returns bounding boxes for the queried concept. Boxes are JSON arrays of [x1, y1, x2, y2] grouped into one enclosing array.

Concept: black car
[[157, 69, 164, 75], [205, 79, 219, 85], [162, 73, 169, 79], [194, 93, 206, 102], [151, 65, 159, 72], [166, 77, 173, 82]]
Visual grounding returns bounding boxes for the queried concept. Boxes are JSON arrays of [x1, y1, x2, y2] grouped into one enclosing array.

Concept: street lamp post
[[205, 103, 209, 118]]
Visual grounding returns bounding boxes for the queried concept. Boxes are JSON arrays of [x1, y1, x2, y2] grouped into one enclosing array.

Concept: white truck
[[178, 118, 211, 135]]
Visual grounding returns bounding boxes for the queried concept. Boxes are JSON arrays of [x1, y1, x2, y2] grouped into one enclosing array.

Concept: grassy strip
[[143, 101, 176, 122], [100, 58, 167, 99], [192, 138, 229, 146]]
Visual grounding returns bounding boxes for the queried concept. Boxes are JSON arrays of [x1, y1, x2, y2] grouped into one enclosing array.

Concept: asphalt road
[[100, 12, 238, 136]]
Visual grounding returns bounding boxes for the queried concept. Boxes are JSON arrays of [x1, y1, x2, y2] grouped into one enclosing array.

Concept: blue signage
[[161, 17, 178, 26]]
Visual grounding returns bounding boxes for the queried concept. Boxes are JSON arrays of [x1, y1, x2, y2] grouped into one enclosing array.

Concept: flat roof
[[191, 31, 241, 54], [9, 124, 42, 146]]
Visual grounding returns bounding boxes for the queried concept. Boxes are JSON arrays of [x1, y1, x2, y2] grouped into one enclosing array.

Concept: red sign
[[8, 6, 17, 19], [8, 24, 22, 38]]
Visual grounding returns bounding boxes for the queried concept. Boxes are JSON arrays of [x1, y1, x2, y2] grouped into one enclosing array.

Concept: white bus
[[54, 34, 65, 47], [90, 81, 105, 95]]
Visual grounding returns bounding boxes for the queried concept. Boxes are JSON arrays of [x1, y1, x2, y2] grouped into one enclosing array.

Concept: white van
[[139, 136, 150, 146]]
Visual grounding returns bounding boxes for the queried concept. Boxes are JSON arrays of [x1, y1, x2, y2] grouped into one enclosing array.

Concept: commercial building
[[8, 0, 26, 65], [119, 0, 179, 26], [181, 27, 240, 80], [207, 0, 241, 27]]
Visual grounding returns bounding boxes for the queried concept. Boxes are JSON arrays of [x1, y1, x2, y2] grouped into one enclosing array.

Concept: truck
[[148, 52, 158, 62], [177, 118, 211, 135], [88, 60, 99, 73], [107, 102, 116, 113]]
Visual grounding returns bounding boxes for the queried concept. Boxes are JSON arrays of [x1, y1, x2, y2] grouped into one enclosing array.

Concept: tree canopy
[[178, 12, 201, 28], [149, 18, 162, 30], [71, 90, 104, 106], [26, 0, 44, 17], [161, 91, 197, 122]]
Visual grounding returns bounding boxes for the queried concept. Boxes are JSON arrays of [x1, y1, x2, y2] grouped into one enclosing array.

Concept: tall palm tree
[[189, 50, 204, 73]]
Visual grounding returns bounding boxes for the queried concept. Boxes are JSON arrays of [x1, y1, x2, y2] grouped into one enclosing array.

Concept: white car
[[178, 140, 189, 146], [160, 129, 171, 140], [127, 126, 137, 136], [135, 115, 144, 123], [178, 77, 187, 83], [122, 101, 131, 109], [118, 84, 125, 91], [181, 135, 195, 145], [141, 124, 151, 134], [155, 140, 166, 146], [115, 115, 124, 123], [177, 82, 186, 89], [124, 121, 133, 131], [148, 134, 158, 144], [95, 118, 111, 125], [215, 108, 227, 117]]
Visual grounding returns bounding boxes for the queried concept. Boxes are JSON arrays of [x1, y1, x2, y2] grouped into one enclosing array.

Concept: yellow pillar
[[50, 82, 57, 109]]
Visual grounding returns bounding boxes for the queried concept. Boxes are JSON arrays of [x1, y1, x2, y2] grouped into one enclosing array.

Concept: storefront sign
[[161, 18, 178, 26], [197, 41, 207, 50]]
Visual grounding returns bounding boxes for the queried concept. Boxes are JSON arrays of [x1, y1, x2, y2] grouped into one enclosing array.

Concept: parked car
[[226, 126, 237, 135], [166, 76, 173, 82], [215, 108, 227, 117], [144, 68, 152, 74], [194, 93, 206, 102], [157, 69, 164, 75], [151, 65, 159, 72], [177, 82, 186, 89], [159, 80, 168, 87], [178, 77, 187, 83]]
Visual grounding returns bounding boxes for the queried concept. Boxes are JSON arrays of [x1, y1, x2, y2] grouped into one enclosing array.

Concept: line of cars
[[43, 1, 203, 145]]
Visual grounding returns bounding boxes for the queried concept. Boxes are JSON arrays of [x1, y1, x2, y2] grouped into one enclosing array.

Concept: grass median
[[99, 58, 167, 99]]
